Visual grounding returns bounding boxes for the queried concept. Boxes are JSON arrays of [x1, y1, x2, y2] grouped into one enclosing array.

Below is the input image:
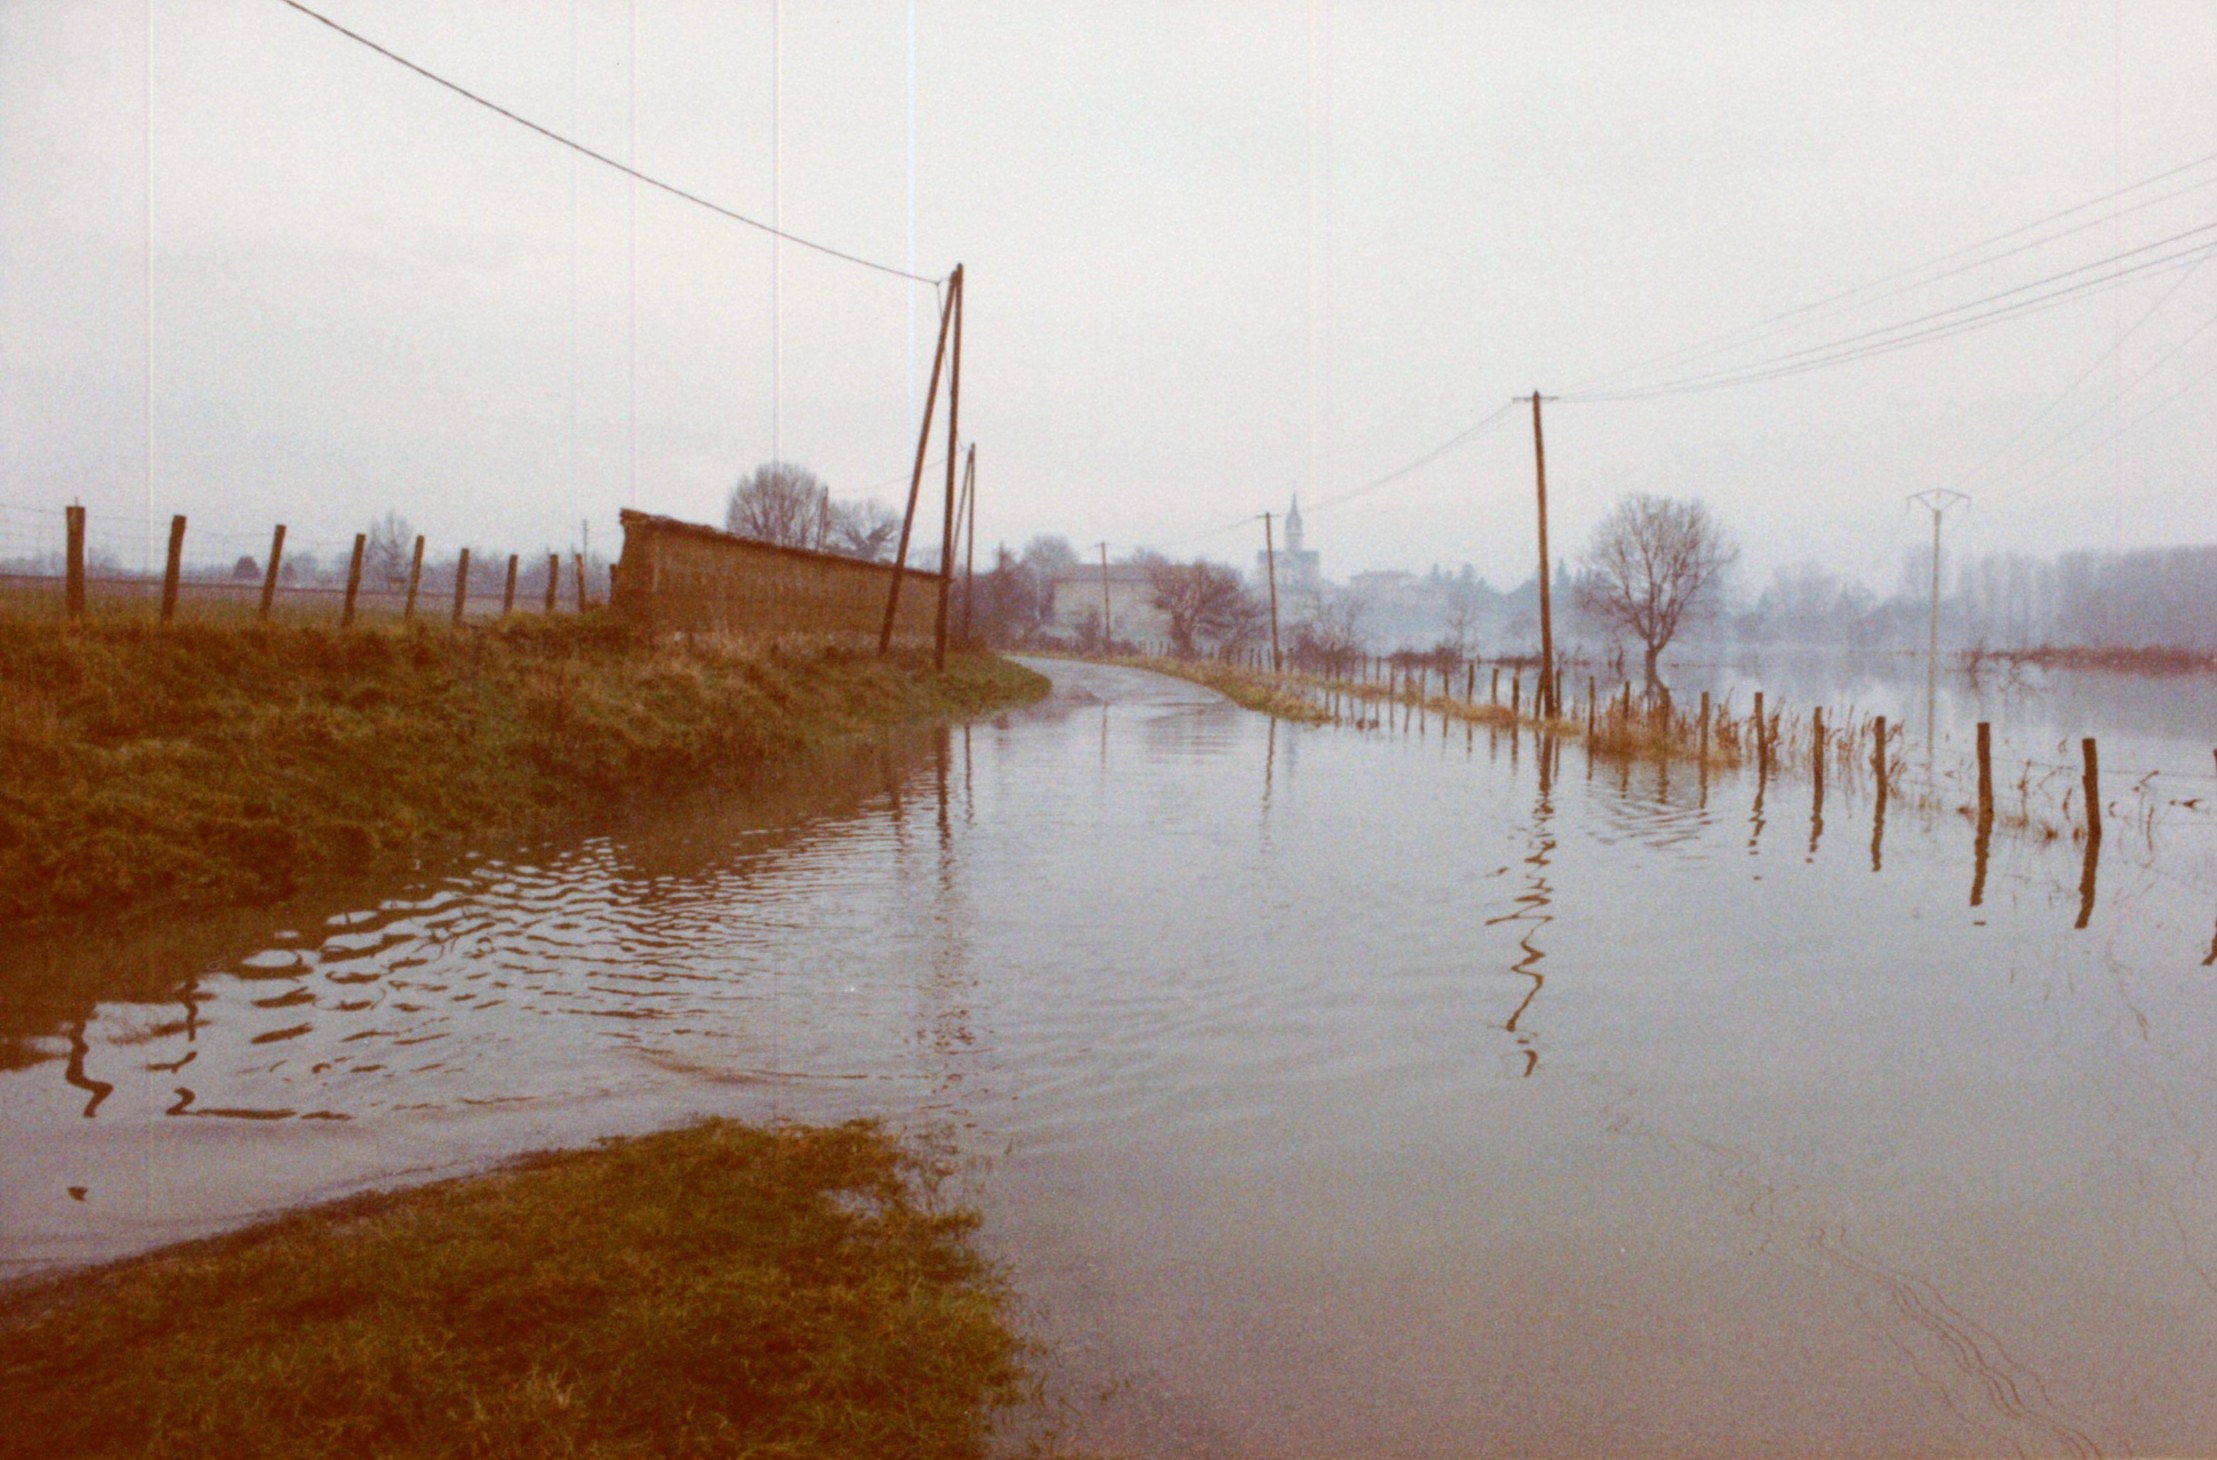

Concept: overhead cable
[[1564, 148, 2217, 396], [274, 0, 941, 285]]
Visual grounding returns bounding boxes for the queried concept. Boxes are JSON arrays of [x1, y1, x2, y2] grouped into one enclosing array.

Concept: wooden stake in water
[[1699, 691, 1711, 762], [1752, 691, 1766, 774], [2081, 737, 2101, 842], [1972, 721, 1994, 908], [1512, 672, 1522, 718]]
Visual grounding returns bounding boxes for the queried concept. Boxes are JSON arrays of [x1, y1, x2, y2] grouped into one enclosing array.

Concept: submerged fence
[[0, 505, 603, 626]]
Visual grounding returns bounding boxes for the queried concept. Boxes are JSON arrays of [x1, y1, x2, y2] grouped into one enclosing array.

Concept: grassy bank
[[0, 617, 1046, 931], [0, 1119, 1027, 1460]]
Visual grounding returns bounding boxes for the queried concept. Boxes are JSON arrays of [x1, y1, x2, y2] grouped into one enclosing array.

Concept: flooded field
[[6, 658, 2216, 1457]]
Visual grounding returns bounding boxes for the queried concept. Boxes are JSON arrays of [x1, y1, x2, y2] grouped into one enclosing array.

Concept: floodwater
[[6, 659, 2217, 1457]]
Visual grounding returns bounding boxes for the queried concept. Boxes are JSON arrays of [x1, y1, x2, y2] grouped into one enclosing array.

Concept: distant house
[[1047, 563, 1175, 648]]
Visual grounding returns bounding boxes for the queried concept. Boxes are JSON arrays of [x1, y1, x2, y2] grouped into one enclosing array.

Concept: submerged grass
[[0, 617, 1047, 931], [0, 1119, 1028, 1460]]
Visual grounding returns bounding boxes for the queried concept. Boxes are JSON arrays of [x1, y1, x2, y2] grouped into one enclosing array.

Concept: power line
[[1305, 399, 1523, 514], [1564, 148, 2217, 396], [1565, 231, 2217, 402], [1949, 253, 2214, 492], [1992, 338, 2217, 504], [275, 0, 940, 286]]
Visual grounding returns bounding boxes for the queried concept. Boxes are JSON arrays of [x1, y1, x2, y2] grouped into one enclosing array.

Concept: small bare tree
[[1575, 492, 1737, 688], [1139, 555, 1264, 657], [363, 510, 414, 591], [725, 461, 828, 547]]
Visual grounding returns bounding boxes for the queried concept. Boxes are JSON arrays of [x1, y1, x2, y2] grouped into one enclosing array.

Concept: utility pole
[[933, 269, 966, 671], [1526, 392, 1559, 716], [1908, 489, 1969, 757], [1262, 511, 1282, 673], [880, 263, 959, 655], [1098, 541, 1112, 650], [958, 444, 977, 643]]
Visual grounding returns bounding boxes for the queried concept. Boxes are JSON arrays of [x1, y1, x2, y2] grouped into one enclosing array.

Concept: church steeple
[[1285, 495, 1305, 554]]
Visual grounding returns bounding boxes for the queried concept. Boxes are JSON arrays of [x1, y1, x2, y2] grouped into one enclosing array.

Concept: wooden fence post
[[545, 552, 559, 613], [1699, 691, 1711, 762], [1465, 663, 1475, 702], [1753, 691, 1766, 773], [64, 505, 86, 622], [1490, 666, 1499, 705], [160, 515, 186, 626], [1512, 671, 1522, 718], [1873, 715, 1887, 781], [1976, 722, 1993, 821], [1812, 706, 1825, 767], [503, 554, 518, 615], [343, 533, 365, 628], [451, 547, 470, 627], [403, 536, 425, 622], [573, 552, 587, 610], [258, 524, 286, 622]]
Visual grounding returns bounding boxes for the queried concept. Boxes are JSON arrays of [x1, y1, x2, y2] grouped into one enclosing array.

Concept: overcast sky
[[3, 1, 2214, 593]]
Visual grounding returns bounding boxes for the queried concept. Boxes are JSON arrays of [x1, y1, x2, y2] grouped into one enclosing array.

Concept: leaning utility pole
[[1907, 489, 1969, 756], [957, 444, 978, 643], [880, 264, 960, 656], [1262, 511, 1282, 673], [933, 271, 966, 671], [1527, 391, 1558, 717]]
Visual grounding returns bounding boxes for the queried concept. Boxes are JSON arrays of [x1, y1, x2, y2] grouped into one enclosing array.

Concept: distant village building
[[1048, 562, 1176, 648], [1256, 496, 1322, 596]]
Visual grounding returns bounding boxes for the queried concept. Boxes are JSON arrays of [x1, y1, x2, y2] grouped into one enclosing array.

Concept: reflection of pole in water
[[935, 727, 953, 890], [1749, 753, 1768, 853], [962, 724, 974, 825], [64, 1019, 113, 1119], [1869, 715, 1887, 872], [1263, 715, 1276, 811], [1486, 738, 1557, 1078], [1971, 722, 1994, 907]]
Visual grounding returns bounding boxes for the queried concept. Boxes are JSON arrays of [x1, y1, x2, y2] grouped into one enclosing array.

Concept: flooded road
[[6, 658, 2217, 1457]]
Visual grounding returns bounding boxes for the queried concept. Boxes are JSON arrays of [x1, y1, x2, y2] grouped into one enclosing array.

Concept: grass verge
[[0, 1119, 1027, 1460], [0, 616, 1047, 931]]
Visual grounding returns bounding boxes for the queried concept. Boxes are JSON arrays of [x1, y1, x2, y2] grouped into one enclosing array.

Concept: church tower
[[1285, 495, 1306, 554]]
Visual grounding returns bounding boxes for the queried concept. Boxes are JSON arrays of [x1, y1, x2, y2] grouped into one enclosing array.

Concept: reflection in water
[[62, 1021, 111, 1119], [9, 661, 2217, 1457], [2076, 828, 2100, 931], [1487, 734, 1557, 1078], [1749, 761, 1768, 854]]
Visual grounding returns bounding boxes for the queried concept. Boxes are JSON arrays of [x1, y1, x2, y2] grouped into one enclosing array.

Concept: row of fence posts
[[60, 507, 591, 627]]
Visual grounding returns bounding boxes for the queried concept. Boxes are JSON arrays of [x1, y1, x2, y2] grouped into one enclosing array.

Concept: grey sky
[[3, 1, 2213, 593]]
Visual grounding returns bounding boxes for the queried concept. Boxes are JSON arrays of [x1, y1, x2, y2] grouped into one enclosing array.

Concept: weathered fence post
[[64, 505, 86, 622], [1753, 691, 1766, 774], [1465, 663, 1475, 701], [451, 547, 470, 627], [258, 524, 286, 622], [1490, 667, 1500, 705], [503, 554, 518, 615], [545, 552, 559, 613], [160, 515, 186, 626], [1812, 706, 1826, 766], [403, 535, 425, 622], [1586, 677, 1596, 738], [574, 552, 587, 609], [342, 533, 365, 627], [1872, 715, 1887, 782], [1699, 691, 1711, 762], [1512, 671, 1522, 718]]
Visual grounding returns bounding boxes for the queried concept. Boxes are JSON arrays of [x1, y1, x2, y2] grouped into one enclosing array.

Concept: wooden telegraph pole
[[957, 445, 978, 643], [933, 271, 966, 671], [881, 264, 960, 656], [1262, 512, 1282, 673], [1528, 392, 1557, 718]]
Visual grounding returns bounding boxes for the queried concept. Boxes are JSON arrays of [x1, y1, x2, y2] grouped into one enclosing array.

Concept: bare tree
[[725, 461, 828, 547], [1290, 594, 1366, 676], [1139, 554, 1265, 657], [1443, 583, 1481, 659], [825, 498, 900, 561], [1575, 492, 1737, 688], [364, 511, 414, 592]]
